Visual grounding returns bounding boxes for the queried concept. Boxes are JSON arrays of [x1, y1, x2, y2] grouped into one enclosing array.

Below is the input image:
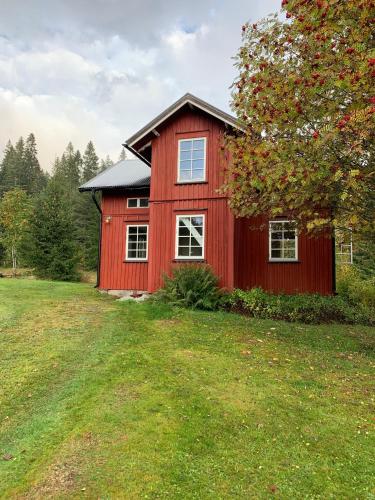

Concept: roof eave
[[126, 93, 241, 148], [78, 184, 150, 193]]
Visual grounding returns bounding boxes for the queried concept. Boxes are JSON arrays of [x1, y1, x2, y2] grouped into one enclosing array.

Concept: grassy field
[[0, 279, 374, 499]]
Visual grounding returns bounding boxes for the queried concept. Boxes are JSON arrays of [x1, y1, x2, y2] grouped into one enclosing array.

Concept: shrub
[[337, 265, 375, 312], [224, 287, 374, 325], [154, 265, 223, 310]]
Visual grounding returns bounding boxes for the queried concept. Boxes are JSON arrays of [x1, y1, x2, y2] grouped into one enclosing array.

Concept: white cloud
[[0, 0, 281, 171]]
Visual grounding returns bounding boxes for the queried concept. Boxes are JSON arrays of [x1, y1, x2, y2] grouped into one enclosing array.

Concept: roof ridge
[[126, 93, 240, 147]]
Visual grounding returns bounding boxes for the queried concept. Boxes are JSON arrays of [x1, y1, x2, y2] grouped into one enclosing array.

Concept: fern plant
[[155, 265, 222, 310]]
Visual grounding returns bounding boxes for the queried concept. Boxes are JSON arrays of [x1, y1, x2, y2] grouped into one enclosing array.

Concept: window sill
[[172, 259, 206, 263], [175, 181, 208, 186], [124, 260, 148, 263], [268, 260, 301, 264]]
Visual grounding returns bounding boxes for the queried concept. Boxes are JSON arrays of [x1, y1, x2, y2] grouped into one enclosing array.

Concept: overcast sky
[[0, 0, 280, 170]]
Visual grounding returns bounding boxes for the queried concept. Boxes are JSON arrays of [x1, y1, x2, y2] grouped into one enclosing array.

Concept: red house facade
[[80, 94, 334, 295]]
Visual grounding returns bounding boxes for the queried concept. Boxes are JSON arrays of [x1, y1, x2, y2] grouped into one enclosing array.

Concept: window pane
[[179, 217, 190, 227], [180, 150, 191, 161], [139, 198, 149, 207], [271, 222, 283, 231], [128, 226, 137, 234], [180, 140, 192, 151], [138, 227, 147, 234], [178, 236, 190, 246], [138, 250, 147, 259], [128, 250, 137, 259], [190, 236, 202, 247], [179, 226, 190, 236], [271, 249, 282, 258], [194, 226, 203, 235], [284, 249, 296, 259], [192, 149, 204, 160], [128, 199, 138, 208], [271, 231, 282, 240], [128, 241, 138, 250], [193, 139, 204, 150], [191, 169, 204, 180], [284, 239, 296, 249], [192, 159, 204, 170], [178, 247, 190, 257], [284, 231, 296, 240], [271, 240, 281, 249], [179, 169, 191, 181], [284, 222, 296, 231], [191, 246, 203, 257], [191, 216, 203, 227]]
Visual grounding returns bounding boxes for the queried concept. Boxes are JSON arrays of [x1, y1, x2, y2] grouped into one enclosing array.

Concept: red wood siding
[[100, 190, 149, 291], [97, 106, 333, 295], [147, 108, 235, 292], [150, 108, 227, 202], [148, 199, 234, 292], [234, 216, 333, 295]]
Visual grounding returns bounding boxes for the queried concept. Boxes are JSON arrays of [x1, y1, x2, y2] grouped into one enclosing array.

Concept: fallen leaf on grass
[[2, 453, 13, 461]]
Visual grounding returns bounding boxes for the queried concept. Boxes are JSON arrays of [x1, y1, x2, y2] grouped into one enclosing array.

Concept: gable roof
[[125, 93, 240, 148], [78, 158, 150, 192]]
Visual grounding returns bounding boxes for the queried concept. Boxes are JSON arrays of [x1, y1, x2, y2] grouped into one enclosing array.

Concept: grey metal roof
[[126, 93, 241, 147], [78, 158, 150, 192]]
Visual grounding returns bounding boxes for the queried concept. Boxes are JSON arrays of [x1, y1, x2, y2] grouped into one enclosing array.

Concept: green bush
[[224, 287, 374, 325], [337, 265, 375, 312], [154, 265, 223, 310]]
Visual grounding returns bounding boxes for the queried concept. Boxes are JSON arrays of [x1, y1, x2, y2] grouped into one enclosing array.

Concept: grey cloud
[[0, 0, 281, 170]]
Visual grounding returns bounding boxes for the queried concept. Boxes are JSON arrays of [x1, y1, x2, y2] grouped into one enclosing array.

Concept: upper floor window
[[176, 215, 205, 259], [126, 225, 148, 261], [269, 221, 298, 261], [127, 197, 149, 208], [178, 138, 206, 183]]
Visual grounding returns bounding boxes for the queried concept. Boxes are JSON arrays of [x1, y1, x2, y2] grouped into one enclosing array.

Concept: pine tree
[[54, 142, 82, 193], [0, 134, 46, 196], [13, 137, 25, 189], [77, 141, 101, 270], [28, 179, 79, 281], [0, 141, 17, 196], [99, 155, 114, 172], [118, 148, 127, 162], [82, 141, 99, 182], [23, 133, 47, 194]]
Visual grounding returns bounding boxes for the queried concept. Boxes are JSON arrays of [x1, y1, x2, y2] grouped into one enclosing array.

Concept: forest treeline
[[0, 133, 125, 279]]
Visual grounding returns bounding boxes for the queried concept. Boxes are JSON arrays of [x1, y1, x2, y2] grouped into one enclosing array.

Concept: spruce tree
[[0, 141, 17, 196], [82, 141, 99, 182], [23, 133, 47, 194], [54, 142, 82, 194], [28, 179, 79, 281], [76, 141, 100, 270], [99, 155, 114, 172], [118, 148, 127, 162]]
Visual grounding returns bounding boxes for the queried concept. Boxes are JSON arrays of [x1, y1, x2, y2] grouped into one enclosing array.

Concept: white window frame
[[269, 220, 298, 262], [175, 214, 205, 260], [127, 197, 149, 208], [177, 137, 207, 183], [125, 224, 148, 261]]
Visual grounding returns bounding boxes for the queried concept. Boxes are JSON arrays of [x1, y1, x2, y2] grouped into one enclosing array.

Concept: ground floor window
[[269, 220, 298, 261], [126, 225, 148, 261], [176, 215, 205, 259]]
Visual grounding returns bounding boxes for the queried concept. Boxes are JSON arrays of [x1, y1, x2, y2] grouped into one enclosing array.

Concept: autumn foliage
[[223, 0, 374, 239]]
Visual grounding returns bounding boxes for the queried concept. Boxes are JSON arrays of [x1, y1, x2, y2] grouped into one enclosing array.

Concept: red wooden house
[[79, 93, 334, 295]]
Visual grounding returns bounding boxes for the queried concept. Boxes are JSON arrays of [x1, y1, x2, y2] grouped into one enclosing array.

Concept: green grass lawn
[[0, 279, 374, 498]]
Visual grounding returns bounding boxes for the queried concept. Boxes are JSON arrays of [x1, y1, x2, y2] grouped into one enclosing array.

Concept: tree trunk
[[11, 246, 17, 277]]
